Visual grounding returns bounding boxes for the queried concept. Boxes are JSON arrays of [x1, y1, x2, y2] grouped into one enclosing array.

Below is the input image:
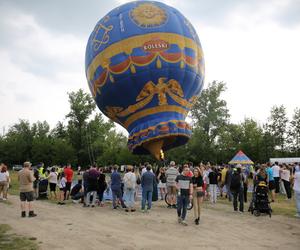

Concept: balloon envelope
[[85, 1, 205, 159]]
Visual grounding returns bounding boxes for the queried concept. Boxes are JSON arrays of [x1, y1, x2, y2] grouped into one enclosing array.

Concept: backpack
[[230, 173, 241, 190]]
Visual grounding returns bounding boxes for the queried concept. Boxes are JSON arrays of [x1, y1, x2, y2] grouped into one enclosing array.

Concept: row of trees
[[0, 82, 299, 167]]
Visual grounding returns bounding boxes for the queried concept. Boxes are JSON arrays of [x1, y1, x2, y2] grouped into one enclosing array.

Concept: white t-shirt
[[48, 172, 58, 184], [58, 177, 66, 188], [280, 169, 290, 182], [0, 172, 9, 182], [123, 172, 136, 189], [272, 165, 280, 178], [293, 172, 300, 192]]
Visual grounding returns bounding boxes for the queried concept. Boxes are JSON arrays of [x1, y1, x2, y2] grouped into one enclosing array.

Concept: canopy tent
[[228, 150, 254, 165]]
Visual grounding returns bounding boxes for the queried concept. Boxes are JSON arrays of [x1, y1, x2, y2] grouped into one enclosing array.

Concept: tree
[[290, 108, 300, 156], [267, 105, 288, 154], [66, 89, 96, 165]]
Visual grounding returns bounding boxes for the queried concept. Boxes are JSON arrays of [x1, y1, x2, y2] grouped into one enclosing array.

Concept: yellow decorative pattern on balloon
[[92, 23, 113, 51], [130, 3, 168, 27]]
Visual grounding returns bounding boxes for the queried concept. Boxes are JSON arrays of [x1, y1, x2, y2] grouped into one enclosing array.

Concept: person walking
[[141, 165, 156, 212], [123, 165, 136, 212], [165, 161, 178, 208], [208, 166, 218, 204], [0, 164, 10, 200], [230, 168, 244, 213], [111, 165, 126, 209], [192, 167, 204, 225], [18, 162, 37, 217], [176, 165, 193, 226]]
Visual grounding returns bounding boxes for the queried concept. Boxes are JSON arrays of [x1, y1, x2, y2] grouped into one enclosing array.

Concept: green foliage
[[0, 86, 299, 167]]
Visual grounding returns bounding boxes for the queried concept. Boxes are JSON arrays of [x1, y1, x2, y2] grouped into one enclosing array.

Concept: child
[[58, 172, 67, 205]]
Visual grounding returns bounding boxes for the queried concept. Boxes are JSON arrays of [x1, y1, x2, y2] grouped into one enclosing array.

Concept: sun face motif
[[130, 3, 168, 28]]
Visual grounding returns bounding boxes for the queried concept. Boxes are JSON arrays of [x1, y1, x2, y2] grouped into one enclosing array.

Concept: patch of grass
[[7, 171, 19, 196], [0, 224, 39, 250], [216, 193, 297, 217]]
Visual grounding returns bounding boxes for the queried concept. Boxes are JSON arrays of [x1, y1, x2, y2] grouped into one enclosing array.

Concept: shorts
[[158, 181, 166, 189], [33, 180, 39, 189], [197, 191, 205, 197], [20, 191, 34, 202], [60, 187, 66, 191], [49, 183, 57, 192], [167, 186, 177, 195], [65, 182, 72, 192], [269, 180, 275, 190]]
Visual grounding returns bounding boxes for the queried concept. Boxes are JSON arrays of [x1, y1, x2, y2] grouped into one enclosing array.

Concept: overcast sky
[[1, 0, 300, 135]]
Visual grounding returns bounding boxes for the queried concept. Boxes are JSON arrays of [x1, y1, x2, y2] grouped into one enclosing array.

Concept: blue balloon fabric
[[85, 1, 205, 157]]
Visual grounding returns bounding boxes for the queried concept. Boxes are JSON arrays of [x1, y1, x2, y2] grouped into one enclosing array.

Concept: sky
[[0, 0, 300, 135]]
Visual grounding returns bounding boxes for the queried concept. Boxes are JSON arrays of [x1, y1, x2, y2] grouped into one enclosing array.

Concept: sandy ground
[[1, 196, 300, 250]]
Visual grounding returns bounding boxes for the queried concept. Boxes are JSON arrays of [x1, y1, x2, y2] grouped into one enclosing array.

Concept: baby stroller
[[38, 179, 48, 199], [248, 181, 272, 217]]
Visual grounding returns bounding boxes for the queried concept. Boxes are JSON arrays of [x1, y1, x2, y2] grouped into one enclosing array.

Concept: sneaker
[[3, 198, 7, 201], [294, 214, 300, 218], [181, 220, 188, 226], [125, 209, 129, 212], [113, 207, 117, 209], [91, 205, 95, 208], [195, 219, 199, 225], [21, 211, 26, 218], [141, 209, 146, 213], [178, 217, 182, 223], [131, 209, 136, 212]]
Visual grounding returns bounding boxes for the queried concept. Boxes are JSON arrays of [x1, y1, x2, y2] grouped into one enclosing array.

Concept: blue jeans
[[141, 189, 152, 210], [295, 191, 300, 216], [124, 188, 135, 208], [177, 195, 189, 220], [226, 184, 233, 201]]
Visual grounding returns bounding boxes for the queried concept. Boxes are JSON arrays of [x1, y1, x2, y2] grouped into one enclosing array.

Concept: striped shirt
[[166, 167, 179, 186]]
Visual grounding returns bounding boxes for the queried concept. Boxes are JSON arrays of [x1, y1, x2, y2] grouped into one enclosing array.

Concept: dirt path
[[1, 196, 300, 250]]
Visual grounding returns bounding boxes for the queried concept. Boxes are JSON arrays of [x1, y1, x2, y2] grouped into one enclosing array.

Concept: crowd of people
[[1, 160, 300, 225]]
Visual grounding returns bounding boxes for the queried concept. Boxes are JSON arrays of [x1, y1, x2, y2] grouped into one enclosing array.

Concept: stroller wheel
[[253, 210, 260, 217]]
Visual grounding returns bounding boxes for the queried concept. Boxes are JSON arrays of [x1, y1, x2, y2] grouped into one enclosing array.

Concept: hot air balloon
[[85, 1, 205, 160]]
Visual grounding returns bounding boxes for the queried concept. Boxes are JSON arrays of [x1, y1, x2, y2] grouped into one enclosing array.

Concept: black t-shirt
[[208, 171, 218, 184], [192, 176, 203, 187], [70, 184, 82, 196], [175, 175, 192, 196], [159, 173, 166, 183]]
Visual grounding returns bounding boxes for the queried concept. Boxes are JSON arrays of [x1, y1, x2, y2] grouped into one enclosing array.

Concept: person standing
[[141, 165, 156, 212], [47, 167, 58, 200], [220, 165, 228, 197], [123, 165, 136, 212], [86, 165, 100, 207], [266, 163, 276, 202], [111, 165, 126, 209], [64, 164, 73, 200], [225, 166, 233, 202], [281, 164, 292, 200], [0, 164, 10, 200], [97, 168, 107, 207], [208, 166, 218, 204], [192, 167, 204, 225], [18, 162, 37, 217], [272, 162, 280, 193], [165, 161, 178, 208], [176, 165, 193, 226], [157, 167, 167, 200], [293, 168, 300, 217], [230, 168, 244, 213]]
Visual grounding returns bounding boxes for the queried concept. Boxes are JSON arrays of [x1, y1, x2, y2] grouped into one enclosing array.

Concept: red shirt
[[187, 170, 193, 177], [64, 168, 73, 183]]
